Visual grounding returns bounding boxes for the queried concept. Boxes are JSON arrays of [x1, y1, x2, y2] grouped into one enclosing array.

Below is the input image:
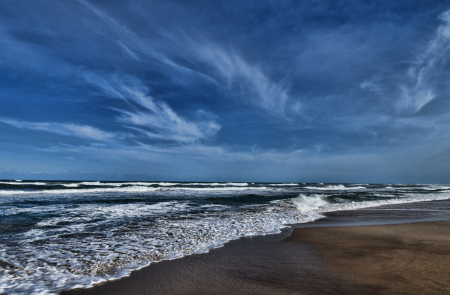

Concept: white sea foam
[[197, 182, 251, 187], [129, 182, 249, 187], [62, 183, 79, 187], [305, 185, 366, 190], [76, 182, 169, 187], [79, 181, 102, 185], [292, 194, 329, 212], [169, 186, 268, 191], [298, 192, 450, 214], [0, 200, 314, 294], [421, 185, 450, 191]]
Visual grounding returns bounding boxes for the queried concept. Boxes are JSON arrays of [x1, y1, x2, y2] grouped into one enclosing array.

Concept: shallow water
[[1, 181, 449, 294]]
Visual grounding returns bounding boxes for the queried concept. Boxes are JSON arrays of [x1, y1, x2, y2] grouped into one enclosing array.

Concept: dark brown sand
[[61, 229, 368, 295], [61, 220, 450, 295]]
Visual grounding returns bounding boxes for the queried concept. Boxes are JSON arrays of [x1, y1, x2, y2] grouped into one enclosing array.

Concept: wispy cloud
[[397, 10, 450, 113], [0, 2, 222, 147], [76, 1, 296, 119], [76, 0, 210, 79], [117, 41, 140, 61], [0, 118, 115, 141], [189, 40, 294, 117], [83, 72, 221, 144], [397, 86, 435, 113]]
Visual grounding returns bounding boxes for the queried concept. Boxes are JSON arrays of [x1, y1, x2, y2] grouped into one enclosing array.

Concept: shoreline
[[61, 200, 450, 295]]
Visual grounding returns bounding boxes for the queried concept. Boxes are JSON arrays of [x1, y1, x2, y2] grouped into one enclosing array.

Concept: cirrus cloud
[[0, 118, 115, 141]]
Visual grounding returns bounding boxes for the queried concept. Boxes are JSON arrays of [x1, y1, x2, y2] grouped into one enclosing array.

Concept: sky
[[1, 0, 450, 183]]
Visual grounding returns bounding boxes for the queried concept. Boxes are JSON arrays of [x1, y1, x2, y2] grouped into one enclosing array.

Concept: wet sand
[[61, 201, 450, 295], [61, 226, 368, 295]]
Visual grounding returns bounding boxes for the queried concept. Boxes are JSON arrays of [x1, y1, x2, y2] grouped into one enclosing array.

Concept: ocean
[[1, 181, 449, 294]]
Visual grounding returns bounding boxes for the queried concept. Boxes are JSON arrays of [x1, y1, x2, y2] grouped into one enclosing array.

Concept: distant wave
[[0, 185, 269, 195], [304, 185, 366, 190], [0, 181, 48, 185]]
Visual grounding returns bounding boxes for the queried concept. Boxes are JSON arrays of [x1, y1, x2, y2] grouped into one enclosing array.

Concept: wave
[[0, 186, 161, 195], [292, 194, 329, 212], [294, 192, 450, 214], [62, 183, 80, 187], [0, 185, 269, 196], [0, 181, 252, 188], [0, 181, 48, 186], [0, 199, 314, 294], [180, 182, 249, 186], [304, 185, 366, 190]]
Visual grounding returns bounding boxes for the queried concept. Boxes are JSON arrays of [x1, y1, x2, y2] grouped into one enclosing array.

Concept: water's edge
[[60, 198, 450, 294]]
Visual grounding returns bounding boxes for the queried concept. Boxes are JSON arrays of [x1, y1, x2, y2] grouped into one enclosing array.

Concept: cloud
[[117, 41, 140, 61], [76, 1, 296, 119], [410, 10, 450, 84], [38, 135, 450, 183], [76, 0, 211, 79], [188, 40, 294, 117], [0, 118, 115, 141], [83, 72, 221, 144], [397, 9, 450, 113], [0, 24, 64, 75], [397, 86, 435, 113], [0, 3, 221, 147]]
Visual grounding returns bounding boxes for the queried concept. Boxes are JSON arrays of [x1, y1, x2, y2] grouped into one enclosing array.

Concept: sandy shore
[[61, 219, 450, 295], [289, 221, 450, 294]]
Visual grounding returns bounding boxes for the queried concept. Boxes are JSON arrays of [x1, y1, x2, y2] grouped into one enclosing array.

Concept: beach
[[289, 221, 450, 294], [3, 0, 450, 294], [61, 200, 450, 295]]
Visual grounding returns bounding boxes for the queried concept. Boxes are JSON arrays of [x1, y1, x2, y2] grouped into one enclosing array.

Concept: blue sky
[[1, 0, 450, 183]]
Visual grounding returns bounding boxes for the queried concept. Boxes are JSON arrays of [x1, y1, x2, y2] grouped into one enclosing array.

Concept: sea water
[[1, 181, 449, 294]]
